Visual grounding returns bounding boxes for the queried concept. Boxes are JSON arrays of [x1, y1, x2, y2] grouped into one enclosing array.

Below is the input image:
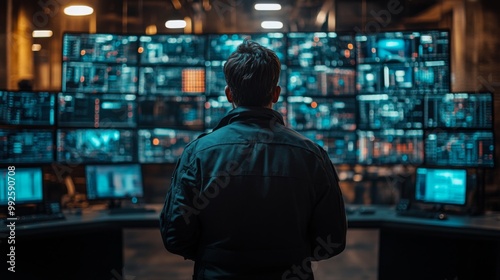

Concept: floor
[[123, 229, 379, 280]]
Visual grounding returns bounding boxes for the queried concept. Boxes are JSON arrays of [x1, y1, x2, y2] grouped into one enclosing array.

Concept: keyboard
[[108, 207, 156, 215], [4, 213, 66, 225], [397, 210, 448, 220]]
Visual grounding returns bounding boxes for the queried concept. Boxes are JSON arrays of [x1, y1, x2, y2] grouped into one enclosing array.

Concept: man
[[160, 40, 347, 280]]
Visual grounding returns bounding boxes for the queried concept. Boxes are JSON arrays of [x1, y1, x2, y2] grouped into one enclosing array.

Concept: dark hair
[[223, 40, 281, 107]]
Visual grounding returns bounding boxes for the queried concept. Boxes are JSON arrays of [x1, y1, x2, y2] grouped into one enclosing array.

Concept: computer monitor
[[0, 91, 55, 126], [356, 30, 450, 94], [425, 93, 493, 128], [62, 62, 138, 93], [0, 167, 43, 205], [357, 129, 424, 165], [357, 94, 423, 129], [57, 129, 136, 163], [0, 129, 54, 164], [208, 33, 285, 62], [287, 67, 356, 96], [85, 164, 143, 201], [414, 167, 467, 206], [137, 96, 204, 130], [63, 33, 139, 63], [356, 30, 449, 64], [138, 129, 201, 163], [58, 93, 136, 128], [139, 34, 205, 65], [287, 96, 356, 131], [425, 131, 495, 167], [287, 32, 356, 96], [138, 66, 205, 95], [301, 131, 358, 165], [287, 32, 356, 68]]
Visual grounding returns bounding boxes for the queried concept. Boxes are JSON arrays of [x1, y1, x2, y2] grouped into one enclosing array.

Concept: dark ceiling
[[94, 0, 444, 33]]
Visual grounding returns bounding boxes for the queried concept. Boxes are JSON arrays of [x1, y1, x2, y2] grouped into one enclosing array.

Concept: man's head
[[223, 40, 281, 108]]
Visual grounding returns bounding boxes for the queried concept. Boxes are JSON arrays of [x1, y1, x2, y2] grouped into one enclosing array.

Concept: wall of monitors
[[3, 30, 493, 167]]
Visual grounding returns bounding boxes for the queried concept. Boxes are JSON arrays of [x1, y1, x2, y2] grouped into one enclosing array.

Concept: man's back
[[161, 107, 346, 279]]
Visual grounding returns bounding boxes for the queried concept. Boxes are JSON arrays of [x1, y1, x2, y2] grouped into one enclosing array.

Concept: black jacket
[[160, 106, 347, 280]]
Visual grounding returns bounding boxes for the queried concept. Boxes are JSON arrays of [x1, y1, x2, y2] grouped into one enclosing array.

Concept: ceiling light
[[32, 44, 42, 51], [254, 4, 282, 11], [261, 21, 283, 29], [165, 20, 187, 29], [64, 5, 94, 16], [32, 30, 53, 38], [145, 25, 157, 35]]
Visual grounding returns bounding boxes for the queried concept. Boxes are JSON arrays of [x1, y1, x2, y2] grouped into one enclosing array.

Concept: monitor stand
[[106, 198, 156, 215]]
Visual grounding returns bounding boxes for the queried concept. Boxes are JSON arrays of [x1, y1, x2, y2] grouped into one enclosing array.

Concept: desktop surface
[[2, 204, 500, 239]]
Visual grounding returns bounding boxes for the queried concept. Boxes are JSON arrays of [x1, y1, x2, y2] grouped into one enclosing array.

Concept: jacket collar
[[212, 106, 285, 132]]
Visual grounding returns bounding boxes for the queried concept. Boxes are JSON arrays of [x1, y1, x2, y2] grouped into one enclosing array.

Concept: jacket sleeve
[[308, 149, 347, 261], [159, 151, 201, 260]]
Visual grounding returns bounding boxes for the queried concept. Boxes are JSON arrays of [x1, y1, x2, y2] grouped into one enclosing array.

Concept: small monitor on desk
[[85, 164, 155, 214], [0, 167, 43, 206], [414, 167, 467, 206], [85, 164, 144, 201]]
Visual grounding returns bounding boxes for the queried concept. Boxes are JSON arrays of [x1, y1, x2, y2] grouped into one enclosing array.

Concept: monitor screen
[[138, 129, 201, 163], [425, 131, 495, 167], [301, 131, 358, 165], [62, 62, 138, 93], [86, 164, 143, 200], [415, 167, 467, 205], [63, 33, 139, 63], [356, 30, 449, 64], [139, 34, 205, 65], [0, 167, 43, 206], [0, 130, 54, 164], [208, 33, 285, 61], [139, 66, 205, 95], [356, 30, 450, 94], [357, 94, 423, 129], [287, 96, 356, 131], [0, 91, 55, 126], [287, 66, 356, 96], [137, 96, 204, 130], [425, 93, 493, 128], [57, 129, 136, 163], [58, 93, 136, 128], [287, 32, 356, 67], [358, 129, 424, 165], [287, 32, 356, 96]]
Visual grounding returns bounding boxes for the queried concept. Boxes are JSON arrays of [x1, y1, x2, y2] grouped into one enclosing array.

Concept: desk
[[347, 208, 500, 279], [1, 206, 500, 280]]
